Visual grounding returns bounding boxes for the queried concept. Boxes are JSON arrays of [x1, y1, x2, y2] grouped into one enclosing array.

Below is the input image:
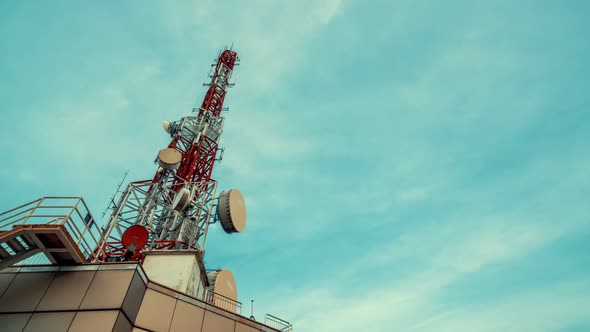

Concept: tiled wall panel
[[235, 322, 259, 332], [113, 311, 133, 332], [0, 313, 31, 332], [37, 271, 95, 311], [79, 270, 134, 310], [68, 310, 118, 332], [169, 299, 205, 332], [0, 272, 55, 312], [135, 289, 176, 332], [201, 310, 235, 332], [0, 273, 16, 298], [23, 312, 75, 332], [0, 265, 284, 332], [122, 271, 147, 323]]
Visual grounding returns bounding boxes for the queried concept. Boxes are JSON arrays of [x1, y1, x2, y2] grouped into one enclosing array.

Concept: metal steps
[[0, 197, 103, 270], [0, 227, 42, 268], [0, 224, 90, 270]]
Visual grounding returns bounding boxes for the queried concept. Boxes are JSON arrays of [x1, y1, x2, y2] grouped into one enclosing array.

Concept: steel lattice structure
[[95, 49, 238, 262]]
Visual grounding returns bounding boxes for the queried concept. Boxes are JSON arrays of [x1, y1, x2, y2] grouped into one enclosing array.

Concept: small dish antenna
[[121, 225, 149, 252], [216, 189, 247, 233], [157, 148, 182, 170], [172, 188, 192, 212], [163, 120, 171, 133], [163, 120, 178, 136]]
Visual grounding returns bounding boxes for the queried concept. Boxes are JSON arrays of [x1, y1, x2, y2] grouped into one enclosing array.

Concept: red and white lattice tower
[[95, 49, 243, 262]]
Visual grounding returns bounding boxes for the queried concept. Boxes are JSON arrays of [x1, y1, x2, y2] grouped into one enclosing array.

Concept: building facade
[[0, 263, 286, 332]]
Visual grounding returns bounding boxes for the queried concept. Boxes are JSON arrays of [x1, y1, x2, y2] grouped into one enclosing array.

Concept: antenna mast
[[100, 170, 129, 219], [95, 49, 240, 262]]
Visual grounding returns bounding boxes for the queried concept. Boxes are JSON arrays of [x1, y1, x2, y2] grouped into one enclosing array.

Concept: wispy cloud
[[410, 279, 590, 332], [259, 217, 584, 331], [2, 2, 589, 331]]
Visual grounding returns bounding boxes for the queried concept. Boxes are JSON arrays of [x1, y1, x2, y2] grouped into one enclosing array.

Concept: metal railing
[[204, 289, 242, 314], [265, 314, 293, 332], [0, 197, 103, 262]]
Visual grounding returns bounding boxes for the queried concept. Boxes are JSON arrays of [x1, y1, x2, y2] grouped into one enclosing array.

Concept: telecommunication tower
[[0, 48, 293, 331], [96, 49, 245, 262]]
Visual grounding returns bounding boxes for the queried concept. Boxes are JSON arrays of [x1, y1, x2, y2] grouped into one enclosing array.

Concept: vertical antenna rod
[[101, 170, 129, 219]]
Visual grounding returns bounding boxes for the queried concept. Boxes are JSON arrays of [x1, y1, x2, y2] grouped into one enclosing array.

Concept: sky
[[1, 1, 589, 331]]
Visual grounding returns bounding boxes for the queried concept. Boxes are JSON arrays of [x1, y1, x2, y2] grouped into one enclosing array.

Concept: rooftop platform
[[0, 197, 102, 269]]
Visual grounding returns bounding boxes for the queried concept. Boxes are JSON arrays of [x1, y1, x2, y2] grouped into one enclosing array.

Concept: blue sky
[[1, 1, 589, 331]]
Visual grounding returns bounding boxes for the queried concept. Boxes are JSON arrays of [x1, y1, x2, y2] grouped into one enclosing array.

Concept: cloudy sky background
[[1, 1, 589, 331]]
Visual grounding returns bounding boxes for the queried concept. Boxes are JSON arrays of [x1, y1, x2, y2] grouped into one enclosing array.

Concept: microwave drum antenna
[[216, 189, 246, 234]]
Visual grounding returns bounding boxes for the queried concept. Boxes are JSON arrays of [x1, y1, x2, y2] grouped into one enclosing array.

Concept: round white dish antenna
[[157, 148, 182, 170], [172, 188, 192, 212], [216, 189, 246, 234]]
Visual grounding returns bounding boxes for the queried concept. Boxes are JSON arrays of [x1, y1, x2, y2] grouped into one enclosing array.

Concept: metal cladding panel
[[23, 312, 75, 332], [235, 322, 259, 332], [236, 317, 267, 332], [135, 289, 176, 332], [259, 326, 278, 332], [0, 273, 16, 298], [0, 313, 31, 332], [113, 311, 133, 332], [201, 310, 235, 332], [122, 271, 147, 324], [37, 271, 95, 311], [169, 299, 205, 332], [0, 272, 55, 312], [68, 310, 119, 332], [79, 270, 134, 310]]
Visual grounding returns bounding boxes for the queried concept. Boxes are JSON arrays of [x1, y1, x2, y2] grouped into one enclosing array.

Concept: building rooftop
[[0, 263, 291, 332]]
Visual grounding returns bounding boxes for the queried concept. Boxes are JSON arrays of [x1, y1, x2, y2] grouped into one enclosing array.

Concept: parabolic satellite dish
[[216, 189, 246, 234], [207, 269, 238, 311], [157, 148, 182, 170], [121, 225, 149, 251]]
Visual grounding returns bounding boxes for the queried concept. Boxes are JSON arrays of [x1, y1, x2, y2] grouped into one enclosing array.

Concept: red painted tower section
[[159, 50, 238, 187]]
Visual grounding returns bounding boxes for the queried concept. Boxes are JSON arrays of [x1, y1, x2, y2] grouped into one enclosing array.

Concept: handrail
[[146, 280, 288, 331], [0, 197, 103, 263], [265, 313, 293, 332], [204, 288, 242, 314]]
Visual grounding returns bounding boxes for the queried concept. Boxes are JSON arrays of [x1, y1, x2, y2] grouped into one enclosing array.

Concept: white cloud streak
[[258, 216, 585, 331]]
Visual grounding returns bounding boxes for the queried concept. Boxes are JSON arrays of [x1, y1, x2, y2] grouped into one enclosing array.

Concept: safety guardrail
[[265, 313, 293, 332], [204, 289, 242, 314], [0, 197, 102, 262]]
